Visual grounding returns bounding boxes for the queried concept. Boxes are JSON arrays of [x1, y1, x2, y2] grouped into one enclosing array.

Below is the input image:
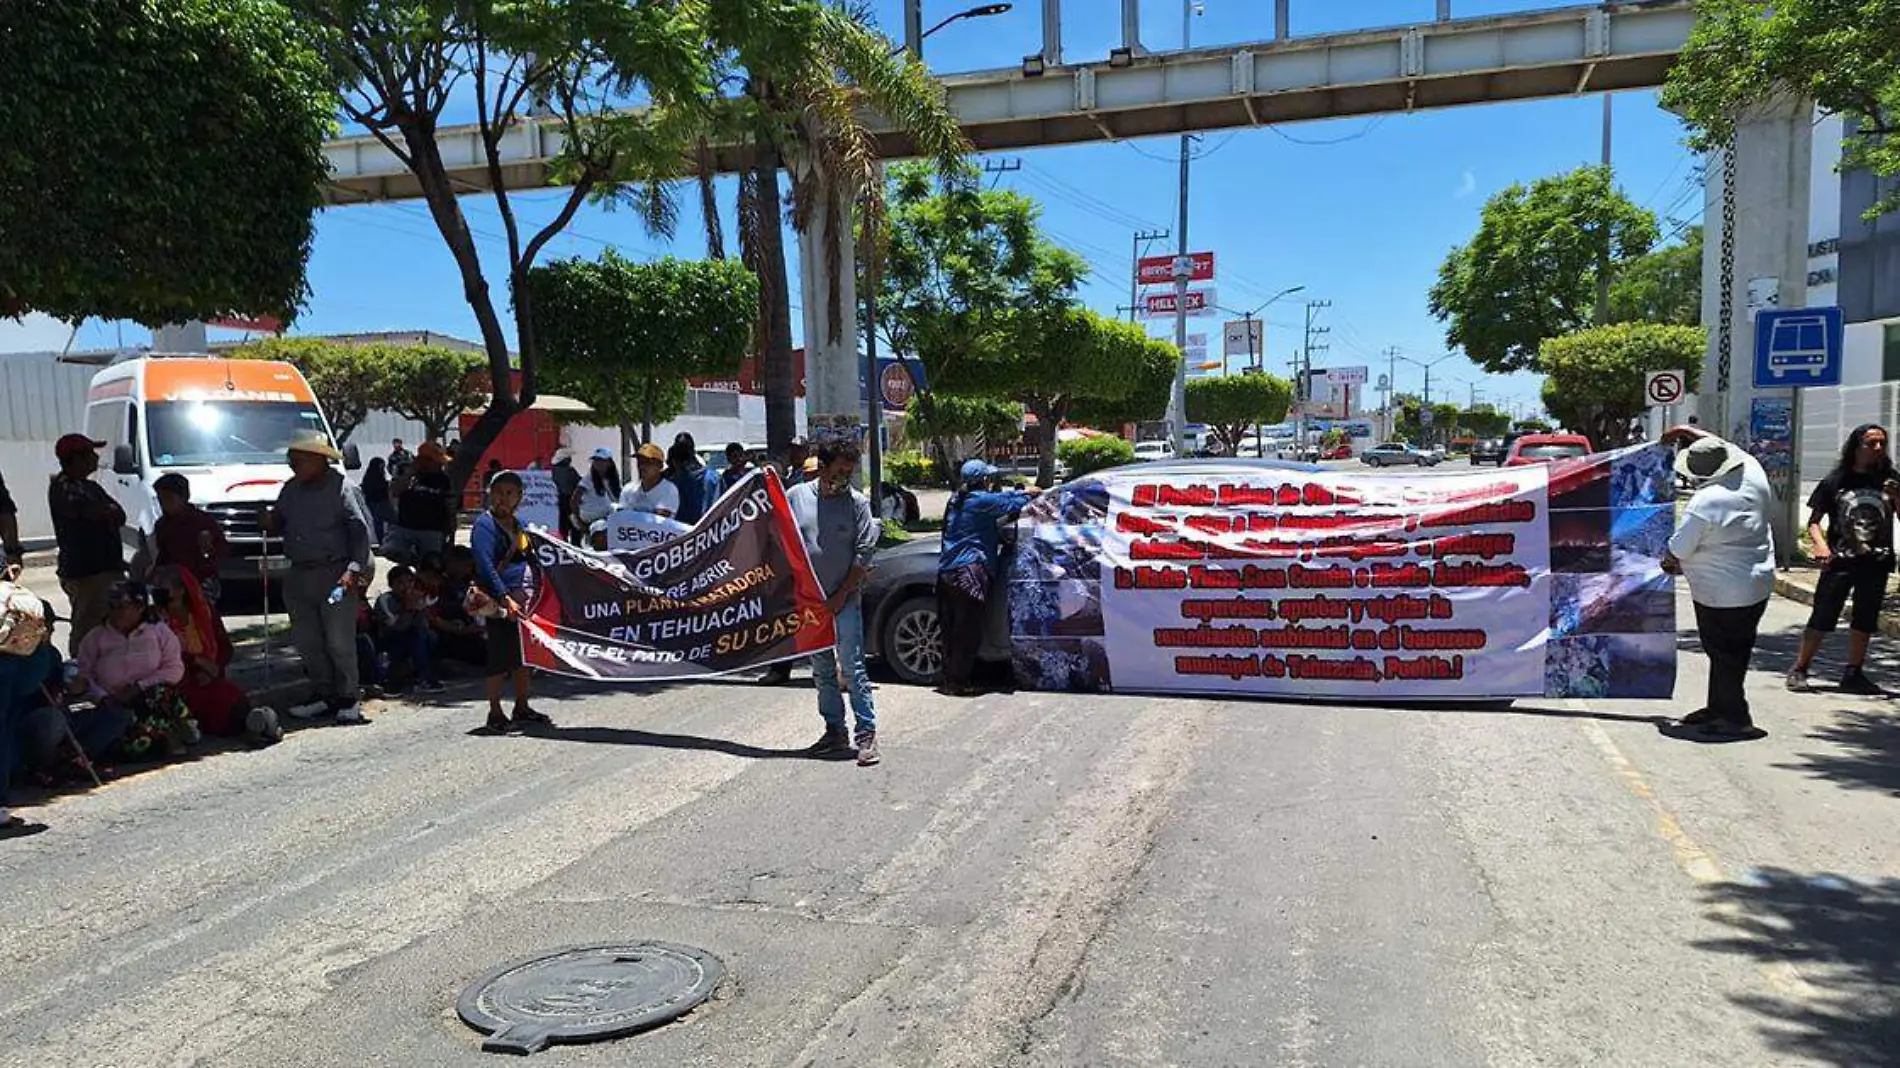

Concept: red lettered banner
[[1007, 447, 1679, 700], [517, 469, 835, 680]]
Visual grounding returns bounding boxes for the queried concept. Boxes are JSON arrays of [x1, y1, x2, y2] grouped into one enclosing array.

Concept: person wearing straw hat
[[1661, 435, 1776, 740], [264, 430, 374, 724]]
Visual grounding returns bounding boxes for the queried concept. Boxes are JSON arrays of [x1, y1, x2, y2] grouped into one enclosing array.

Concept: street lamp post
[[867, 3, 1013, 516], [1216, 286, 1305, 454], [1393, 351, 1459, 448]]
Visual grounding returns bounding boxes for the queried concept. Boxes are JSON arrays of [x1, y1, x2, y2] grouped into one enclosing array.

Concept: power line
[[1268, 115, 1389, 146]]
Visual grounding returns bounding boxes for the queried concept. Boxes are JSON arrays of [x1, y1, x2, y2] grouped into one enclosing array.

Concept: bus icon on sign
[[1753, 306, 1843, 389], [1768, 314, 1830, 377]]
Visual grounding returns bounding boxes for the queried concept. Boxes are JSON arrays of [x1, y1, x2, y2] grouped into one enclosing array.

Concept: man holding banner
[[786, 439, 881, 765]]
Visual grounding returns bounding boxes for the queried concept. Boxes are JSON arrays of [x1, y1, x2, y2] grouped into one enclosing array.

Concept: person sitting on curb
[[75, 581, 193, 761], [148, 566, 281, 745], [376, 564, 444, 695], [1, 598, 61, 839]]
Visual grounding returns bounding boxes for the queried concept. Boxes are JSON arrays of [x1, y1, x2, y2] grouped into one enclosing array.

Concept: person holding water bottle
[[266, 430, 374, 724]]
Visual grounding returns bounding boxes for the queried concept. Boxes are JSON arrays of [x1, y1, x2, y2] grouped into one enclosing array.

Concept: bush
[[1057, 436, 1135, 477], [884, 449, 945, 487]]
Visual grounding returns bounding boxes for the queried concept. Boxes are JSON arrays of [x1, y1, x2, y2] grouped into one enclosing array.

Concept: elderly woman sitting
[[74, 581, 194, 761], [148, 566, 281, 745]]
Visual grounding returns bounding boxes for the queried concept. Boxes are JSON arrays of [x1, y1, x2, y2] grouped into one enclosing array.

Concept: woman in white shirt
[[1663, 435, 1776, 740], [618, 442, 679, 517], [573, 448, 623, 528]]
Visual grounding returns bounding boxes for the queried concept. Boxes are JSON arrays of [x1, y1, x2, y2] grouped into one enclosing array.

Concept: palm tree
[[697, 2, 967, 459]]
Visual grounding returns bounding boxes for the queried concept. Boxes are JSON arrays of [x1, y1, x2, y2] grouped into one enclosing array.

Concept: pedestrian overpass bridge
[[320, 0, 1696, 204]]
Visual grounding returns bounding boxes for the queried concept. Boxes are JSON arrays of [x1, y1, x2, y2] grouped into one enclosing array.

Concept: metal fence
[[1795, 382, 1900, 497]]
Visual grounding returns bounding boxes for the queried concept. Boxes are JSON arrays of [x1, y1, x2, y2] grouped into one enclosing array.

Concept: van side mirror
[[342, 442, 362, 470], [112, 444, 138, 475]]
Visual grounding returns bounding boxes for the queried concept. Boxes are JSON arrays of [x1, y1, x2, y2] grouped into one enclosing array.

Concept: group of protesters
[[0, 424, 879, 837]]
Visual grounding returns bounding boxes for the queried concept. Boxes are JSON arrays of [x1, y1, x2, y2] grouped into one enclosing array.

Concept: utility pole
[[1297, 299, 1331, 453], [1167, 0, 1198, 456], [1125, 228, 1169, 323], [1595, 93, 1613, 324], [981, 157, 1022, 188], [1382, 345, 1400, 440]]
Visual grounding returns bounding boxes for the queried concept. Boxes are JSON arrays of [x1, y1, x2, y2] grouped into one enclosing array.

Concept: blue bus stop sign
[[1753, 306, 1844, 388]]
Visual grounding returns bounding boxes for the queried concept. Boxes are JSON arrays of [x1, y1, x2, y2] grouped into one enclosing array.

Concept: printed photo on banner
[[514, 468, 835, 682], [1007, 446, 1678, 701]]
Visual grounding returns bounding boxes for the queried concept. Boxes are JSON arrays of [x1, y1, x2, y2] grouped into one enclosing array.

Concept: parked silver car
[[1360, 442, 1439, 467]]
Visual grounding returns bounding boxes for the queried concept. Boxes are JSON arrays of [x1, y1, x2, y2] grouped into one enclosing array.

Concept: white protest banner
[[1007, 445, 1678, 701], [606, 508, 692, 550], [514, 470, 561, 531]]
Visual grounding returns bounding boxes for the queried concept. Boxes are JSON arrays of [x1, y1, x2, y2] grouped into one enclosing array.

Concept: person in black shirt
[[1789, 423, 1900, 694], [47, 434, 127, 645], [386, 441, 456, 564]]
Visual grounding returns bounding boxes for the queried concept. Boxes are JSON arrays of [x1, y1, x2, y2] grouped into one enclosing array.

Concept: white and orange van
[[84, 355, 364, 584]]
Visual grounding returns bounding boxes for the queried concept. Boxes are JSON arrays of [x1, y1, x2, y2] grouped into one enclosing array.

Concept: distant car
[[1504, 433, 1593, 466], [1321, 443, 1354, 460], [1469, 439, 1507, 465], [1132, 440, 1175, 461], [1276, 442, 1321, 462], [1360, 442, 1438, 467]]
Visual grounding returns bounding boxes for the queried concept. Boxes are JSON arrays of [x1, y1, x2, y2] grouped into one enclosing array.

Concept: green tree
[[1608, 226, 1702, 326], [0, 0, 333, 324], [1664, 0, 1900, 219], [985, 309, 1156, 487], [526, 253, 758, 444], [1057, 435, 1136, 477], [376, 346, 488, 443], [876, 161, 1087, 412], [292, 0, 716, 496], [231, 337, 385, 444], [1538, 323, 1704, 447], [1429, 166, 1659, 373], [1070, 339, 1182, 433], [1185, 374, 1295, 453], [696, 6, 966, 459], [1459, 404, 1513, 438]]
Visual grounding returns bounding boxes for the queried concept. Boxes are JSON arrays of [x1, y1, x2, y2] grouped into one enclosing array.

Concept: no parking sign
[[1643, 370, 1685, 408]]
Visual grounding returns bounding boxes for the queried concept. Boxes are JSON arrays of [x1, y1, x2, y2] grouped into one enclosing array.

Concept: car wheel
[[1368, 457, 1382, 467], [881, 594, 943, 686]]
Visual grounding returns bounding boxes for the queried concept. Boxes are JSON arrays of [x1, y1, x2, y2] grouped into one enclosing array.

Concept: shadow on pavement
[[1695, 867, 1900, 1067], [1683, 624, 1900, 690], [1774, 710, 1900, 799], [535, 725, 822, 760]]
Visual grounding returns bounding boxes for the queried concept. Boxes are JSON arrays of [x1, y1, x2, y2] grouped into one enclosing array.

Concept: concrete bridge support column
[[1698, 95, 1813, 558], [796, 181, 862, 440]]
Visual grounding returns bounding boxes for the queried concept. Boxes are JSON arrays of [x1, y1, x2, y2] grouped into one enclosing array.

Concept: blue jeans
[[381, 624, 438, 685], [812, 597, 875, 736]]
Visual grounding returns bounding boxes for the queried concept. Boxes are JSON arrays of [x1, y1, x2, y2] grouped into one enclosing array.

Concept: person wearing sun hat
[[47, 432, 127, 645], [936, 458, 1041, 696], [265, 430, 374, 724], [1662, 434, 1776, 740], [618, 442, 679, 518], [386, 440, 456, 564]]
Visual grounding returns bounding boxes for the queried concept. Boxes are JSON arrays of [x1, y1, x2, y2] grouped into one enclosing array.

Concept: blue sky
[[72, 1, 1707, 421]]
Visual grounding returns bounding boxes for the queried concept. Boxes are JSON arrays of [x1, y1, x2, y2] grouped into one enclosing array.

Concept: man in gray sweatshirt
[[785, 438, 881, 765], [266, 431, 374, 724]]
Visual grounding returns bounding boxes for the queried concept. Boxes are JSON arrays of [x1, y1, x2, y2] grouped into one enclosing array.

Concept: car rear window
[[1521, 444, 1586, 460]]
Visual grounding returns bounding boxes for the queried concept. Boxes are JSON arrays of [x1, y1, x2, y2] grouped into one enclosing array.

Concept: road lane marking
[[1576, 716, 1818, 1002]]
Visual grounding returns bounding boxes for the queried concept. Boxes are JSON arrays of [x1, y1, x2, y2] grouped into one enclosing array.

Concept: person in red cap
[[48, 433, 126, 645]]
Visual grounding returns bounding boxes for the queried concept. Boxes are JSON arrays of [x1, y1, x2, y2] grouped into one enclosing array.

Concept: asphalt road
[[2, 580, 1897, 1067]]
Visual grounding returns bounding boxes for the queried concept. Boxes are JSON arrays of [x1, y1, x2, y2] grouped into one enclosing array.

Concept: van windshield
[[146, 401, 329, 466]]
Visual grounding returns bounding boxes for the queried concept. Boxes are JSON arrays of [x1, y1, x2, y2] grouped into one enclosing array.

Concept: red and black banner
[[517, 469, 835, 681]]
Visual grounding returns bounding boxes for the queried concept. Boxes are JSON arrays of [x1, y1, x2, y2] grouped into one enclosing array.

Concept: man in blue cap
[[936, 459, 1040, 696]]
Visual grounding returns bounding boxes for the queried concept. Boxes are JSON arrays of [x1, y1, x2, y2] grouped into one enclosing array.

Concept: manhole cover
[[456, 941, 724, 1055]]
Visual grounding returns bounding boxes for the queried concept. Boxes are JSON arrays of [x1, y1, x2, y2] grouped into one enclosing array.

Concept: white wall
[[0, 352, 109, 540]]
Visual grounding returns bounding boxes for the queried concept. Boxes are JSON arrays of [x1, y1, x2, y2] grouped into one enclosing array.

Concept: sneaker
[[759, 665, 793, 686], [1786, 670, 1813, 693], [806, 727, 852, 756], [246, 706, 284, 744], [1839, 668, 1886, 697], [287, 700, 330, 720], [855, 731, 880, 767], [333, 703, 367, 725], [417, 679, 447, 695], [183, 719, 203, 745]]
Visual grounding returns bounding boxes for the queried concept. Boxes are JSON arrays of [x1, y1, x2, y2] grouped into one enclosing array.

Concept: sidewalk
[[1773, 564, 1900, 638]]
